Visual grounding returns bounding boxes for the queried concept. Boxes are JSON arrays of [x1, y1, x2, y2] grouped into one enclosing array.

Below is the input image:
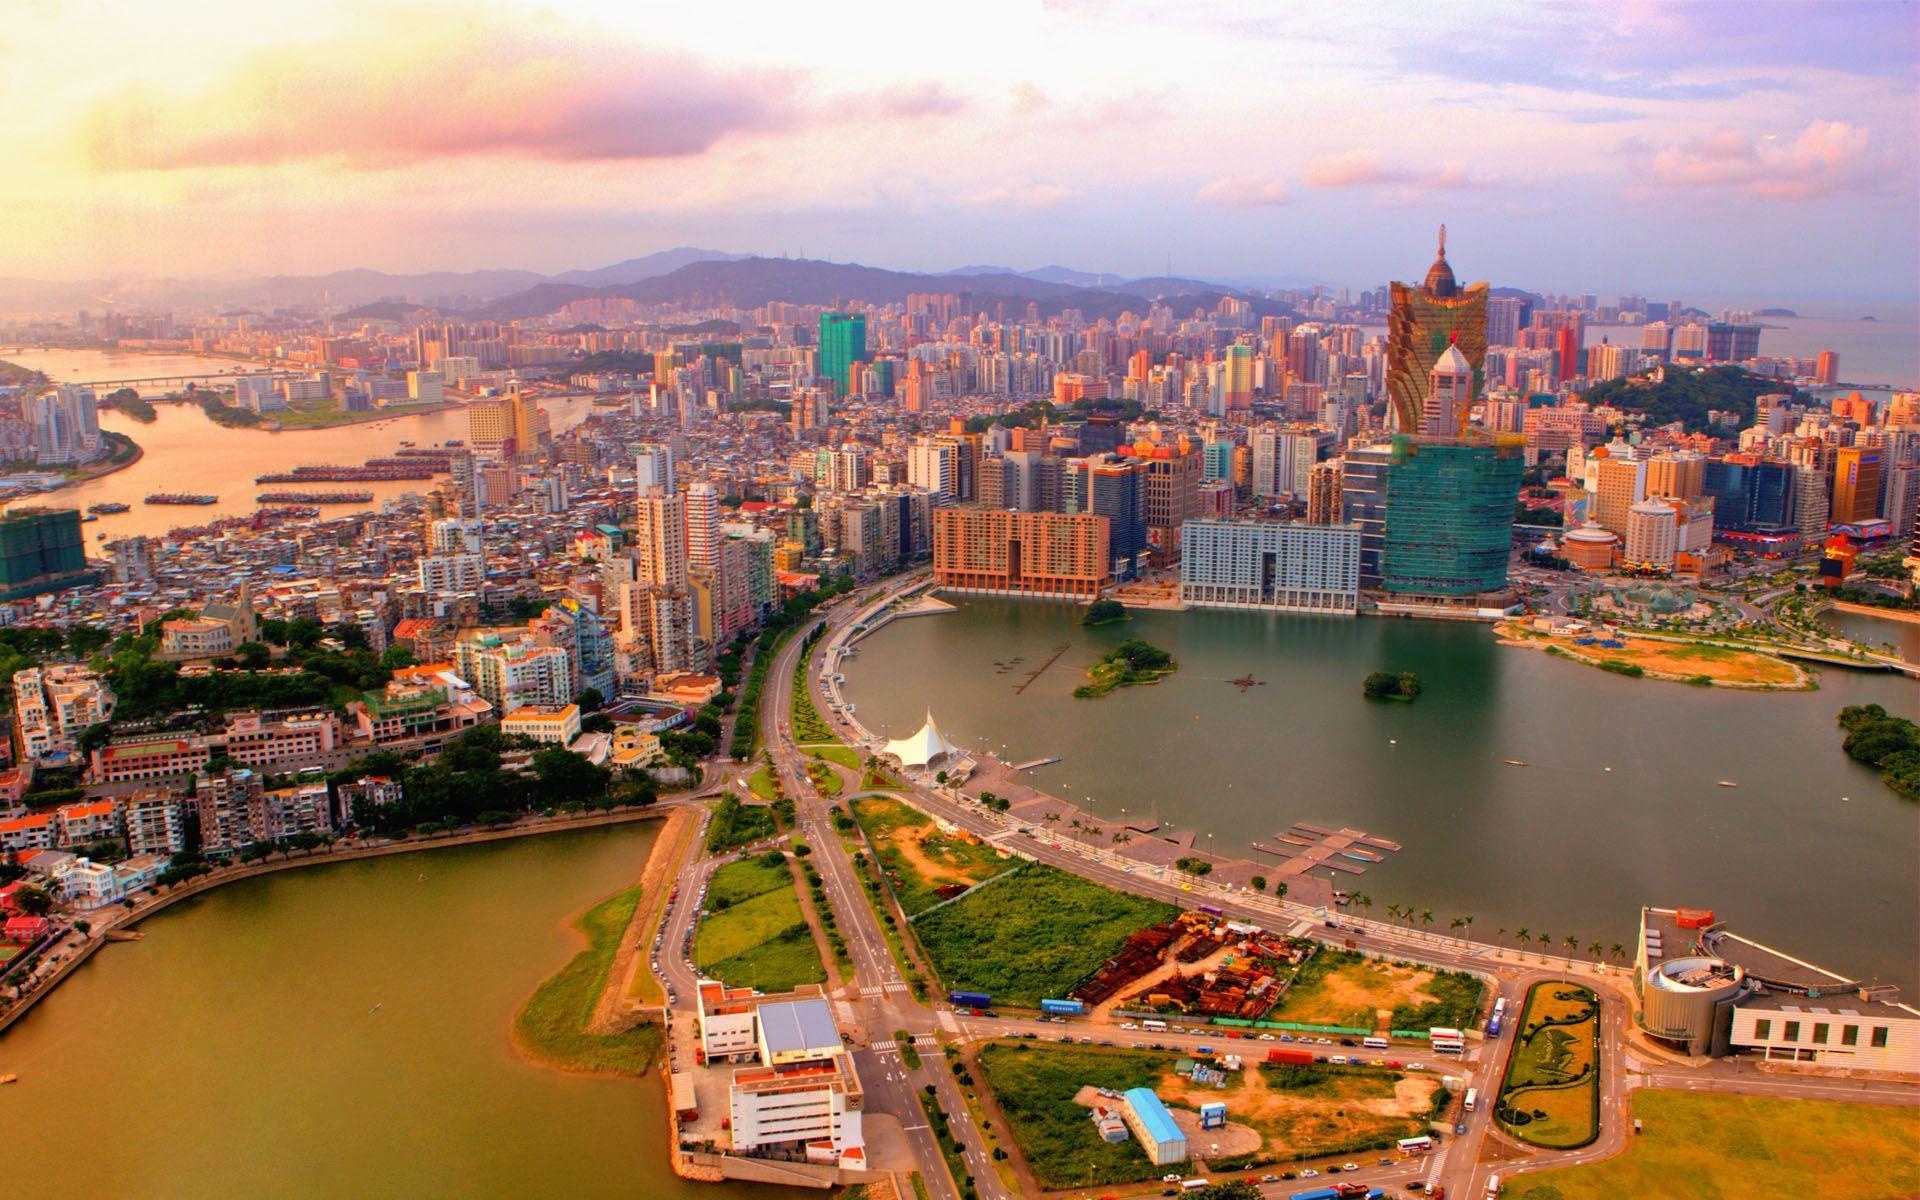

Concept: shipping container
[[949, 990, 991, 1009], [1266, 1047, 1317, 1066], [1040, 998, 1086, 1016]]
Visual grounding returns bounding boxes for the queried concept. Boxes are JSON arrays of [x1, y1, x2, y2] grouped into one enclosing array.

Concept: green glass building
[[0, 507, 93, 600], [817, 312, 867, 396], [1379, 437, 1523, 596]]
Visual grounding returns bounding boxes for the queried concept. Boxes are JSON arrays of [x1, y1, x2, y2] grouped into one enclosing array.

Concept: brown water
[[844, 597, 1920, 991], [2, 348, 600, 540], [0, 824, 796, 1199]]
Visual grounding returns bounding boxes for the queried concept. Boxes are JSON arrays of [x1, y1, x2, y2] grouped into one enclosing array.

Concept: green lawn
[[977, 1042, 1172, 1187], [695, 857, 826, 993], [512, 884, 663, 1074], [1496, 982, 1600, 1149], [809, 745, 862, 770], [1511, 1090, 1920, 1200], [747, 764, 781, 801], [806, 760, 844, 797], [790, 641, 840, 744], [912, 863, 1177, 1007]]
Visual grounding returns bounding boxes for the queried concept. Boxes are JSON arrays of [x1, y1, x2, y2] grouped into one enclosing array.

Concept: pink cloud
[[1303, 151, 1497, 193], [1195, 175, 1291, 207], [959, 180, 1073, 209], [81, 22, 796, 170], [1645, 120, 1877, 198]]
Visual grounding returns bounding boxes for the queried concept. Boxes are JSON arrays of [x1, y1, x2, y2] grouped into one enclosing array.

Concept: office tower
[[932, 508, 1111, 598], [818, 312, 868, 396], [1065, 456, 1150, 581], [1586, 340, 1635, 382], [1307, 460, 1344, 524], [1486, 295, 1526, 347], [634, 443, 675, 496], [1816, 351, 1840, 386], [1640, 322, 1674, 359], [1422, 344, 1473, 437], [1882, 465, 1919, 538], [1705, 322, 1762, 362], [685, 481, 722, 570], [407, 369, 445, 403], [1647, 452, 1707, 501], [1201, 439, 1234, 482], [1624, 499, 1680, 569], [1830, 446, 1882, 525], [1339, 445, 1394, 590], [1374, 437, 1526, 597], [1179, 520, 1362, 613], [634, 492, 688, 590], [1386, 227, 1488, 434], [907, 438, 959, 502], [1142, 443, 1202, 560], [1793, 463, 1830, 534], [1593, 450, 1648, 537]]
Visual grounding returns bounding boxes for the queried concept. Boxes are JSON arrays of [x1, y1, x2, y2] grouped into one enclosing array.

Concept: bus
[[1198, 903, 1223, 916], [1463, 1088, 1479, 1111], [1397, 1135, 1435, 1155], [1142, 1019, 1168, 1032], [1429, 1027, 1465, 1055], [1362, 1035, 1391, 1051], [1487, 998, 1508, 1038]]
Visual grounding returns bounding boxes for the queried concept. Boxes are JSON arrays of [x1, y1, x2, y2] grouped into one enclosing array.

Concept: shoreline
[[1826, 598, 1920, 628], [1492, 620, 1815, 691], [0, 805, 671, 1040]]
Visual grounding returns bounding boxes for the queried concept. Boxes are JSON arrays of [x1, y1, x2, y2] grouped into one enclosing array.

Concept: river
[[0, 823, 796, 1199], [842, 598, 1920, 992], [1, 348, 602, 541]]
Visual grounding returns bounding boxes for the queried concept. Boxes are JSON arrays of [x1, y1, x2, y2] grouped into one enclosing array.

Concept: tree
[[1081, 598, 1127, 627], [1610, 943, 1626, 962], [1250, 875, 1267, 892], [233, 641, 272, 669], [11, 885, 52, 916], [77, 721, 113, 754], [577, 687, 605, 712], [531, 746, 611, 806], [1175, 856, 1213, 877]]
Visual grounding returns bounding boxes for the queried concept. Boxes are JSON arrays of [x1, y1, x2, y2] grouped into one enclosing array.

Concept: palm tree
[[1610, 942, 1627, 963], [1419, 909, 1435, 935], [1537, 932, 1551, 960], [1588, 941, 1603, 962], [1462, 915, 1474, 944], [1514, 927, 1529, 956], [1563, 935, 1579, 958], [1496, 927, 1508, 955], [1450, 917, 1467, 940], [1386, 903, 1403, 924]]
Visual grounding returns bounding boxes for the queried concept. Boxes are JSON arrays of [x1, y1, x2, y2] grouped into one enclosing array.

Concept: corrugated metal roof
[[1122, 1088, 1184, 1147], [758, 998, 840, 1057]]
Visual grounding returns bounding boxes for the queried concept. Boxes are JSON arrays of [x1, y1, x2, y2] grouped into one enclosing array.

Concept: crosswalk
[[858, 982, 913, 997], [870, 1035, 942, 1053]]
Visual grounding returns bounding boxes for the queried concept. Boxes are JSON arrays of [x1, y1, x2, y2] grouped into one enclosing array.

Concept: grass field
[[747, 764, 781, 801], [854, 793, 1013, 916], [1273, 949, 1484, 1031], [913, 863, 1177, 1007], [512, 884, 663, 1075], [977, 1042, 1169, 1187], [809, 745, 862, 770], [706, 793, 777, 853], [695, 856, 825, 993], [1495, 981, 1599, 1149], [1511, 1090, 1920, 1200]]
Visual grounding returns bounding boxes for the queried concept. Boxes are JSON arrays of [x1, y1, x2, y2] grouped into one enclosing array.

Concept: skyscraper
[[818, 312, 868, 396], [1386, 227, 1488, 434]]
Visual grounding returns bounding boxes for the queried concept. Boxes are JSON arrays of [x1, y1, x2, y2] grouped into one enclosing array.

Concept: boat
[[1717, 780, 1738, 788], [255, 491, 374, 505], [0, 1073, 16, 1084], [1503, 759, 1529, 766], [144, 492, 219, 505], [88, 501, 130, 514]]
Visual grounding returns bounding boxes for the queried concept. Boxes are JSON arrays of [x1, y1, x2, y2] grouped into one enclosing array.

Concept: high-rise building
[[818, 313, 868, 396], [1816, 350, 1840, 386], [634, 492, 688, 591], [1141, 443, 1202, 560], [1830, 446, 1883, 525], [634, 443, 675, 496], [932, 508, 1111, 598], [1223, 342, 1255, 410], [1422, 344, 1473, 437], [685, 481, 723, 570], [1367, 436, 1525, 598], [1179, 519, 1361, 613], [1705, 322, 1762, 363], [0, 508, 92, 601], [1646, 452, 1706, 501], [1386, 227, 1488, 433], [907, 438, 959, 502], [1307, 460, 1344, 524], [1624, 498, 1680, 570], [1593, 451, 1649, 537], [1067, 455, 1151, 581]]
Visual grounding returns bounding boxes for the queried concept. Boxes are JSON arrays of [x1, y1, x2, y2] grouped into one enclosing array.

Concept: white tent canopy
[[883, 711, 964, 769]]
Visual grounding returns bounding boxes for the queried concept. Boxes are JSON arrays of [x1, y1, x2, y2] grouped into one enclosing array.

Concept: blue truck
[[948, 991, 991, 1009], [1039, 998, 1086, 1016]]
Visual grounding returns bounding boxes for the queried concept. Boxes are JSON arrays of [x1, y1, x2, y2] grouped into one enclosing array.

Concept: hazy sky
[[6, 0, 1917, 299]]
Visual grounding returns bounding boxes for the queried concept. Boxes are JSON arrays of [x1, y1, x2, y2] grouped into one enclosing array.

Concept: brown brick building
[[932, 509, 1111, 598]]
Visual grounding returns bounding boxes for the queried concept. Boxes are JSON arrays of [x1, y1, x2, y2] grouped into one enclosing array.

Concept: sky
[[4, 0, 1918, 301]]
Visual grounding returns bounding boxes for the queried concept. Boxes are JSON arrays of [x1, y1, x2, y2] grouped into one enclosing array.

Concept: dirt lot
[[1498, 623, 1808, 689], [1274, 956, 1442, 1029], [1160, 1062, 1442, 1159]]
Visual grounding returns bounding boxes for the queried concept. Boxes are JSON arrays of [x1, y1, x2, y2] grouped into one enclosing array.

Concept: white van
[[1486, 1174, 1501, 1196], [1463, 1087, 1479, 1111], [1362, 1035, 1390, 1050]]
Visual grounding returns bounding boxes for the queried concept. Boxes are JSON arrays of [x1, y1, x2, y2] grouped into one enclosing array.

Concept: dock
[[1010, 756, 1061, 771], [1251, 823, 1406, 880]]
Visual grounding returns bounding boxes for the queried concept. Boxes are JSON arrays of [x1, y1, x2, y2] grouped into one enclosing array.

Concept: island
[[1362, 669, 1423, 701], [1080, 598, 1128, 627], [1074, 637, 1176, 698]]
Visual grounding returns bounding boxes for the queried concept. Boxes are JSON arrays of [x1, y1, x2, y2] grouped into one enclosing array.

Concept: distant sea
[[1585, 300, 1918, 391]]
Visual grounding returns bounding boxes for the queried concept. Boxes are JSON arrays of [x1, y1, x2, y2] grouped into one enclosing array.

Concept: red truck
[[1265, 1046, 1315, 1066]]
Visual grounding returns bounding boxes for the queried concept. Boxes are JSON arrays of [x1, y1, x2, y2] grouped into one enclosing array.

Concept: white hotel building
[[1178, 519, 1362, 614]]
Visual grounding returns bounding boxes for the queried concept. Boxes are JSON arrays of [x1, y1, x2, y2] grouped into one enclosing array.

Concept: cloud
[[1195, 175, 1290, 208], [1643, 120, 1878, 199], [958, 180, 1073, 209], [1302, 152, 1497, 193], [871, 82, 968, 119], [80, 20, 796, 170]]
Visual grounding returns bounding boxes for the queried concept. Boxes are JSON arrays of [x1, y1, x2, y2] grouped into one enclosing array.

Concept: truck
[[1040, 998, 1086, 1016], [1266, 1046, 1316, 1066], [949, 991, 991, 1009], [1289, 1188, 1343, 1200]]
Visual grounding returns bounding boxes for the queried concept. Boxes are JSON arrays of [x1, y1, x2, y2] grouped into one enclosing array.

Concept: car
[[1058, 1035, 1074, 1043], [1455, 1123, 1467, 1135], [1385, 1060, 1404, 1069], [1380, 1157, 1395, 1166], [1369, 1058, 1387, 1067], [1162, 1174, 1184, 1183], [1279, 1033, 1295, 1042], [1407, 1184, 1425, 1194], [1258, 1033, 1276, 1041], [1261, 1175, 1279, 1183], [1301, 1169, 1320, 1179], [1281, 1172, 1296, 1181], [1340, 1038, 1357, 1047]]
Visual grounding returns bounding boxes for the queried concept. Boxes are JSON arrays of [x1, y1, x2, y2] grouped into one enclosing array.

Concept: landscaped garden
[[912, 863, 1177, 1007], [790, 635, 839, 744], [809, 745, 862, 770], [853, 793, 1014, 915], [694, 853, 826, 993], [1510, 1090, 1919, 1200], [705, 792, 777, 853], [1494, 981, 1599, 1149]]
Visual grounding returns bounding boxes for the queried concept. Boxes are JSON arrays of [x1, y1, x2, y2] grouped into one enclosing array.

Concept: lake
[[843, 598, 1920, 991], [0, 823, 797, 1199]]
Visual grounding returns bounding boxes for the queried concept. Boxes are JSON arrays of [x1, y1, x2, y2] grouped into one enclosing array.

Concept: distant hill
[[1583, 364, 1792, 433], [546, 247, 744, 289], [475, 256, 1287, 323]]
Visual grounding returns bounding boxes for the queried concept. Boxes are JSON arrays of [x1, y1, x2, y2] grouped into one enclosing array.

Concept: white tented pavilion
[[882, 711, 964, 769]]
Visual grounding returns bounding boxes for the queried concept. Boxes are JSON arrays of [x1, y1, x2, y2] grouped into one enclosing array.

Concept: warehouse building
[[1120, 1087, 1188, 1166]]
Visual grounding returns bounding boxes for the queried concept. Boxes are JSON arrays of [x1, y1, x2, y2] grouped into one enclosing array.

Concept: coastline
[[0, 804, 672, 1040], [1826, 598, 1920, 628]]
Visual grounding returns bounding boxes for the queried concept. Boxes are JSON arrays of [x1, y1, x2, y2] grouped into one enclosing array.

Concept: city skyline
[[2, 1, 1916, 301]]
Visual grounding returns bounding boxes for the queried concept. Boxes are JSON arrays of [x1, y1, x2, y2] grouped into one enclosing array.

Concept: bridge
[[82, 371, 292, 391]]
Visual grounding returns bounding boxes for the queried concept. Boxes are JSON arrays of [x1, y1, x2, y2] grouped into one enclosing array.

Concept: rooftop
[[758, 997, 842, 1058]]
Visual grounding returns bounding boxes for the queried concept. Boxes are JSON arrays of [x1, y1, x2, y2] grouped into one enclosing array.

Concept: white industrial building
[[695, 981, 868, 1170]]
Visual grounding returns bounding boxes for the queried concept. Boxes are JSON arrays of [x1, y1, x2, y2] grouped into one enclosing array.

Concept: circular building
[[1642, 956, 1750, 1055], [1560, 520, 1620, 571]]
